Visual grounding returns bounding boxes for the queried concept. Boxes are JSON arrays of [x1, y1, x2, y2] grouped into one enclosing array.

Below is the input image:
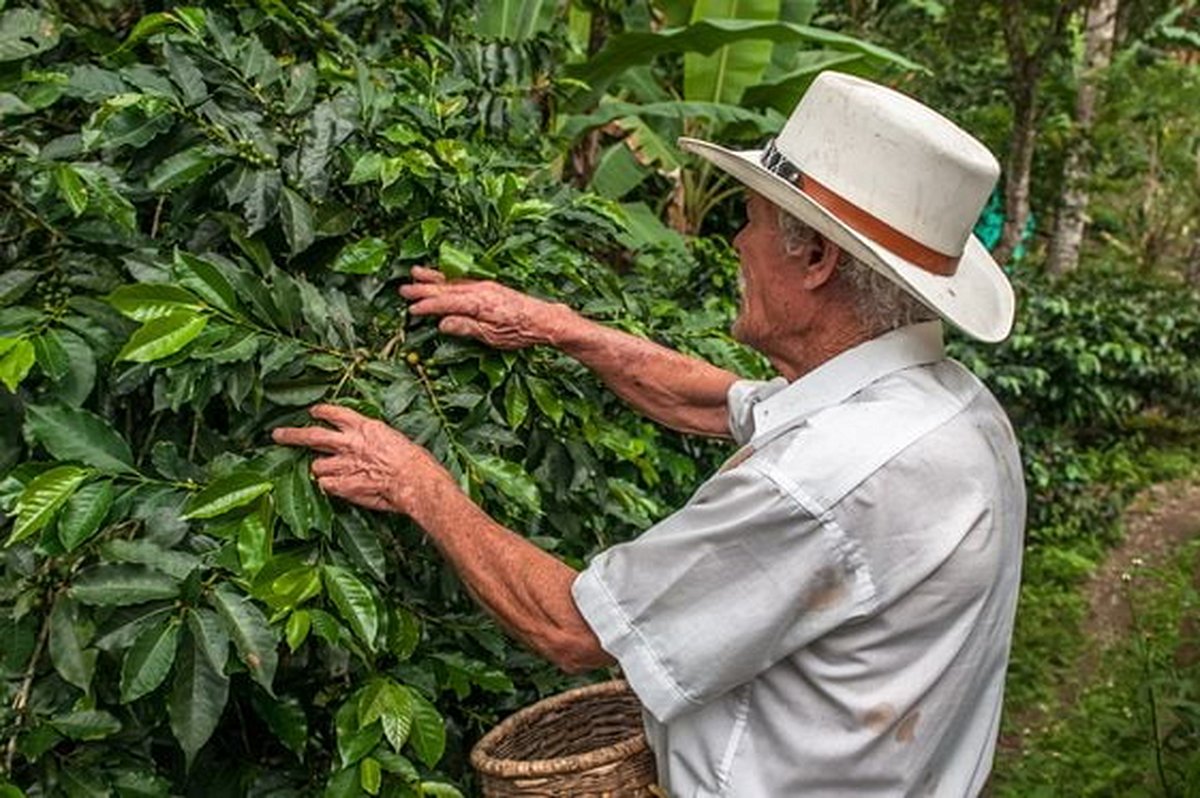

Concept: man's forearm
[[403, 476, 614, 674], [547, 305, 739, 438]]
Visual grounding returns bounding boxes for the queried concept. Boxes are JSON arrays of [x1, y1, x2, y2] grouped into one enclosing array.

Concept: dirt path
[[1001, 477, 1200, 754], [1081, 478, 1200, 653]]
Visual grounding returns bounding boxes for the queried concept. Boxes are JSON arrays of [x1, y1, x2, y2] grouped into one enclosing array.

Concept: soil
[[998, 477, 1200, 756], [1081, 478, 1200, 654]]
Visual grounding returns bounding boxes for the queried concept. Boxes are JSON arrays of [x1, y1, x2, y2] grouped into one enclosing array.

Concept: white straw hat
[[679, 71, 1015, 343]]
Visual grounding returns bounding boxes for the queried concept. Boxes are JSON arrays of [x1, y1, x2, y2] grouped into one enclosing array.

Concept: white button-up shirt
[[573, 322, 1026, 797]]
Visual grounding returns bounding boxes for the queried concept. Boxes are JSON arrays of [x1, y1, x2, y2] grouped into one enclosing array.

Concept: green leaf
[[324, 767, 362, 798], [362, 682, 413, 753], [283, 63, 316, 115], [558, 99, 779, 142], [169, 635, 229, 769], [684, 0, 781, 106], [147, 145, 216, 192], [58, 479, 114, 551], [437, 242, 474, 279], [478, 0, 556, 41], [359, 758, 381, 796], [0, 338, 35, 392], [387, 607, 420, 662], [407, 690, 446, 769], [285, 609, 310, 652], [49, 595, 97, 692], [0, 270, 39, 305], [186, 607, 230, 673], [567, 18, 922, 98], [337, 511, 386, 583], [742, 49, 863, 111], [55, 164, 89, 216], [182, 472, 272, 519], [0, 9, 60, 62], [164, 41, 207, 106], [116, 310, 208, 362], [56, 329, 97, 406], [467, 452, 541, 514], [173, 251, 243, 316], [279, 186, 316, 256], [8, 465, 89, 546], [420, 784, 464, 798], [210, 583, 278, 692], [70, 564, 181, 606], [51, 710, 121, 741], [264, 566, 323, 613], [275, 460, 316, 536], [335, 699, 381, 769], [25, 404, 136, 474], [32, 330, 70, 381], [590, 141, 651, 200], [101, 538, 201, 580], [525, 375, 563, 424], [323, 565, 378, 651], [237, 500, 273, 577], [249, 688, 308, 760], [121, 617, 182, 702], [332, 237, 389, 275]]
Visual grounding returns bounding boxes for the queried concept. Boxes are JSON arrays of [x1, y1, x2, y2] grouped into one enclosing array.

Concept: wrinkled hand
[[271, 404, 449, 515], [398, 266, 570, 350]]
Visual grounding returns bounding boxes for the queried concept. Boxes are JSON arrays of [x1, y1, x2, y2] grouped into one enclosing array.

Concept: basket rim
[[469, 680, 649, 778]]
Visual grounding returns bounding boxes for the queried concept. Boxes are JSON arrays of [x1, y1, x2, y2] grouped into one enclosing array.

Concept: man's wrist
[[387, 452, 459, 521], [544, 302, 586, 351]]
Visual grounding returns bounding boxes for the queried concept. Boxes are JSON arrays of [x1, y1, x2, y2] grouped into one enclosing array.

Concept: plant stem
[[3, 609, 52, 776]]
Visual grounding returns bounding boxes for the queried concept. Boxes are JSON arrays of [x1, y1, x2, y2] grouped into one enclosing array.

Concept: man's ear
[[801, 235, 842, 289]]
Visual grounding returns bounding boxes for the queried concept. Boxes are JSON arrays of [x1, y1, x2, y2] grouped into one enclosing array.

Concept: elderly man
[[274, 72, 1025, 796]]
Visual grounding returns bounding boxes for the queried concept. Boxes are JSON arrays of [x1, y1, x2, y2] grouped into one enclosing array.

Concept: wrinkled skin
[[272, 403, 450, 515], [399, 265, 569, 349]]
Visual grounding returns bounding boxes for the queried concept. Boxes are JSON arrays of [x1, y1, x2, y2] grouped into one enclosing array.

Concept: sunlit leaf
[[8, 465, 89, 546]]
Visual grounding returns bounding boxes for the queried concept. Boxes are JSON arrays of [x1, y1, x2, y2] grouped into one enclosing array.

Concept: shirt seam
[[585, 564, 704, 711], [745, 461, 881, 617], [715, 682, 754, 795]]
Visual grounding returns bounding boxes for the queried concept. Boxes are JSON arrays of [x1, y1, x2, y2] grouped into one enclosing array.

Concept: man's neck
[[767, 312, 874, 382]]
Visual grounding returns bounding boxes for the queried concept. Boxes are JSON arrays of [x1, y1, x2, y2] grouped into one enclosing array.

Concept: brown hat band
[[797, 174, 960, 277], [759, 138, 960, 276]]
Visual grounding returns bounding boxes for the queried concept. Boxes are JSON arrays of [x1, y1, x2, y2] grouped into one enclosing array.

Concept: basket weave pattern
[[470, 680, 660, 797]]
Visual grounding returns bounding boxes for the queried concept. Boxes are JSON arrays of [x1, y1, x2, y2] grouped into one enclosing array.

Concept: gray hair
[[776, 208, 937, 335]]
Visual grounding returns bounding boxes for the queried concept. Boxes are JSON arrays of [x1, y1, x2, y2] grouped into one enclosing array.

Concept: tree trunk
[[1185, 236, 1200, 287], [993, 75, 1039, 265], [1047, 0, 1120, 276]]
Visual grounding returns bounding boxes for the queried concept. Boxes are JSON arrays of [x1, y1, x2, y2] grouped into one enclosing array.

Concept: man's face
[[731, 192, 812, 351]]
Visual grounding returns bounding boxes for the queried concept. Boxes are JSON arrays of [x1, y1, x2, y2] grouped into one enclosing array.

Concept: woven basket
[[469, 680, 661, 797]]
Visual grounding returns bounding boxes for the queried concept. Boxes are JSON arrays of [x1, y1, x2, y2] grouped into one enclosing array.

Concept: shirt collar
[[751, 321, 946, 441]]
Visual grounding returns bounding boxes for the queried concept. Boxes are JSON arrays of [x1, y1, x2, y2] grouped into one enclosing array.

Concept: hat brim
[[679, 137, 1015, 343]]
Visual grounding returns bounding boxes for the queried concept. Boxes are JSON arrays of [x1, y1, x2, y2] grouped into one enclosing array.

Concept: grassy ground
[[990, 463, 1200, 796]]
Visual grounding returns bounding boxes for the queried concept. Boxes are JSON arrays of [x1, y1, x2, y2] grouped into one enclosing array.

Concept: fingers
[[439, 316, 483, 338], [271, 425, 344, 452], [410, 266, 447, 284], [310, 456, 348, 477], [309, 403, 365, 429], [407, 293, 484, 319]]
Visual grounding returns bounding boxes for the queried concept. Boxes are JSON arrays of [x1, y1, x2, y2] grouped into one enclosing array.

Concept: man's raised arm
[[399, 267, 739, 438]]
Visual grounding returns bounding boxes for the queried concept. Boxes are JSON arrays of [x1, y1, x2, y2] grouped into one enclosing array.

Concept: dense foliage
[[0, 4, 764, 795], [1, 1, 1197, 797]]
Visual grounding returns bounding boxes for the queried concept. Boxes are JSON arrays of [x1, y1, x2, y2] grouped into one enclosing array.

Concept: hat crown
[[775, 72, 999, 258]]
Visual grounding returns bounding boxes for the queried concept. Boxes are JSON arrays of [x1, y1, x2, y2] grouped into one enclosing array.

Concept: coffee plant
[[0, 3, 758, 795]]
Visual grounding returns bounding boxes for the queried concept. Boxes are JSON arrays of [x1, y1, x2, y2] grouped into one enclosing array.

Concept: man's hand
[[271, 404, 451, 515], [398, 266, 571, 349]]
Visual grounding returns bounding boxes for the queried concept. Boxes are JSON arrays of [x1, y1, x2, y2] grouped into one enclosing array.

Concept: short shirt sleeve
[[726, 378, 788, 444], [572, 464, 876, 723]]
